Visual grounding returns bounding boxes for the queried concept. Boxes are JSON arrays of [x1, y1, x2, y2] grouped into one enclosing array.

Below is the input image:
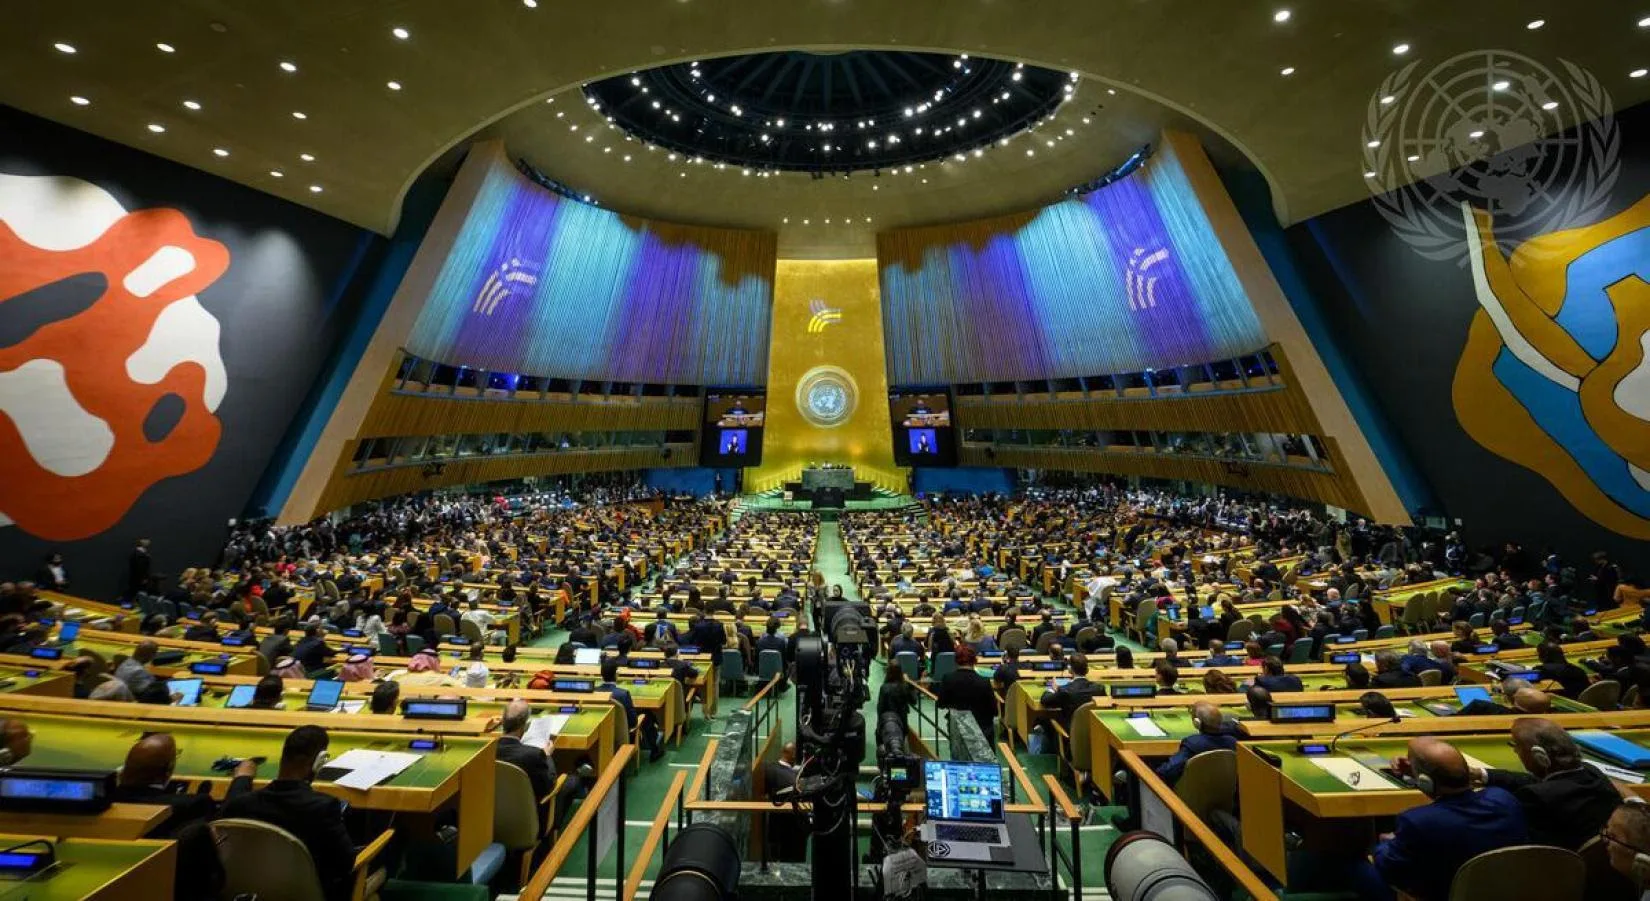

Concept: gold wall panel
[[747, 259, 903, 492]]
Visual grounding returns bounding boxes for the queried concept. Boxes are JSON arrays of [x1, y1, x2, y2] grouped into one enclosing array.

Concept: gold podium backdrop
[[747, 259, 905, 492]]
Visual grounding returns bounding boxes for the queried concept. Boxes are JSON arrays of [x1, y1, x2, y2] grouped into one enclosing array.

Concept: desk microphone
[[1326, 714, 1402, 753]]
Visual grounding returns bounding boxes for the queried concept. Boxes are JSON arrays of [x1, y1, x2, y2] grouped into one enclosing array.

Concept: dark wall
[[0, 105, 377, 598], [1284, 100, 1650, 564]]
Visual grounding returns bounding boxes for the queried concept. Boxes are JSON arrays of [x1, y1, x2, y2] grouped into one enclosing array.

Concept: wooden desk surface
[[0, 832, 175, 900]]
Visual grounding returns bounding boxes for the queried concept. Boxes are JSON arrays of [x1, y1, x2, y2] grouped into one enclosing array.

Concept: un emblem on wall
[[795, 365, 858, 429]]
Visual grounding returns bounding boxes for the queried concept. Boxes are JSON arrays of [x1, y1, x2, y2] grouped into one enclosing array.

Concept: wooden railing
[[1116, 749, 1279, 901], [519, 744, 636, 901]]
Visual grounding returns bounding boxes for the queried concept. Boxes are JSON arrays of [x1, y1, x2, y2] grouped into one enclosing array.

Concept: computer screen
[[700, 391, 766, 466], [189, 660, 228, 676], [403, 699, 467, 719], [306, 679, 344, 710], [166, 678, 204, 706], [1270, 703, 1336, 723], [1455, 686, 1493, 706], [58, 621, 80, 643], [922, 760, 1004, 823], [574, 648, 603, 666], [1110, 684, 1157, 698], [0, 777, 96, 801], [225, 684, 257, 708], [554, 679, 595, 693]]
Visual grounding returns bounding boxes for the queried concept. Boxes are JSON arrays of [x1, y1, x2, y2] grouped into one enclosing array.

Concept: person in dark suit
[[35, 552, 68, 591], [762, 742, 807, 861], [495, 698, 555, 799], [686, 613, 726, 657], [218, 726, 361, 901], [889, 623, 925, 675], [597, 657, 662, 762], [1534, 642, 1591, 699], [1197, 639, 1242, 668], [1466, 718, 1621, 850], [291, 623, 336, 673], [661, 643, 700, 688], [126, 538, 152, 598], [1371, 650, 1421, 689], [1254, 656, 1304, 693], [935, 646, 997, 737], [114, 732, 254, 837], [1488, 620, 1525, 651], [1154, 701, 1238, 785], [1372, 737, 1528, 901], [1039, 653, 1097, 730]]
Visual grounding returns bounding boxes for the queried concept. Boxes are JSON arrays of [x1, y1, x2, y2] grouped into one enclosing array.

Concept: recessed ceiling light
[[1380, 95, 1396, 105], [1280, 66, 1296, 76], [1367, 139, 1382, 148], [292, 111, 307, 119], [1634, 69, 1650, 78], [1493, 79, 1512, 90], [270, 170, 284, 178], [803, 219, 810, 225], [279, 61, 297, 73], [387, 80, 402, 90], [1526, 19, 1545, 29], [1392, 43, 1411, 55], [391, 26, 410, 39], [1542, 100, 1560, 110], [523, 0, 537, 6], [183, 100, 200, 110], [782, 217, 788, 224], [309, 185, 323, 193], [1406, 154, 1420, 162], [1273, 9, 1291, 22], [300, 153, 315, 162], [1640, 15, 1650, 26], [1025, 148, 1035, 156], [1363, 170, 1377, 178], [213, 147, 229, 157], [146, 123, 165, 133], [69, 95, 89, 106], [156, 42, 176, 53], [1469, 130, 1485, 138], [54, 42, 76, 54], [624, 155, 632, 161]]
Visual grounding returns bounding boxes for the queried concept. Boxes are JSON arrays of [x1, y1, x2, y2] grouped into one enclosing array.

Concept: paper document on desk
[[1588, 759, 1648, 784], [334, 700, 365, 714], [1123, 717, 1167, 738], [327, 749, 422, 789], [1310, 757, 1400, 791], [1460, 752, 1493, 772], [522, 714, 571, 750]]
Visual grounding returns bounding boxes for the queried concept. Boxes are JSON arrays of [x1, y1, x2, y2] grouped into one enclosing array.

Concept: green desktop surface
[[18, 712, 487, 790], [1257, 733, 1530, 795], [0, 835, 165, 900], [0, 667, 69, 693]]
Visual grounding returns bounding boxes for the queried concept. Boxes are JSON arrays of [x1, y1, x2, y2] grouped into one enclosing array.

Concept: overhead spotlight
[[1011, 72, 1022, 81], [156, 42, 176, 53], [1526, 19, 1545, 29], [270, 169, 284, 177], [387, 80, 402, 90], [1273, 9, 1291, 22], [300, 152, 315, 161], [1493, 79, 1512, 89], [391, 26, 410, 39], [1392, 42, 1411, 55], [53, 42, 76, 54], [1280, 66, 1295, 76], [146, 123, 165, 133], [1542, 100, 1559, 110], [1380, 94, 1396, 105], [292, 110, 307, 119], [309, 184, 324, 193], [69, 95, 90, 105], [1366, 139, 1382, 148], [1363, 170, 1377, 178], [213, 147, 229, 156], [523, 0, 537, 7], [183, 99, 201, 110], [279, 60, 297, 73], [1026, 148, 1035, 156]]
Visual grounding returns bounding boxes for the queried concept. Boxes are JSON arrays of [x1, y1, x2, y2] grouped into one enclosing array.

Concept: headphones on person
[[1526, 743, 1550, 771], [311, 750, 330, 778], [1411, 757, 1467, 798]]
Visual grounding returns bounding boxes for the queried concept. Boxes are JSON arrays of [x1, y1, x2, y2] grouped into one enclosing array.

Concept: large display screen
[[701, 391, 766, 466], [890, 390, 956, 467]]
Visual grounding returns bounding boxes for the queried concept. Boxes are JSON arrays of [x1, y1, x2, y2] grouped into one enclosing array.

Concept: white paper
[[1587, 759, 1648, 784], [1460, 753, 1493, 772], [334, 762, 399, 790], [882, 848, 928, 897], [522, 714, 571, 750], [1123, 717, 1168, 738], [334, 700, 365, 714], [1395, 709, 1417, 718], [1310, 756, 1401, 791]]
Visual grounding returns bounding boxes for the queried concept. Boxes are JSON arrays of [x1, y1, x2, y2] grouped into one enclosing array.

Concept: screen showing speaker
[[701, 390, 765, 466], [889, 389, 956, 466]]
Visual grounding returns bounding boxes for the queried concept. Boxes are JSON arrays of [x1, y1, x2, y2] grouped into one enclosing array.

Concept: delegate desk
[[14, 710, 498, 879], [1235, 711, 1650, 886], [1083, 687, 1594, 801], [0, 833, 174, 900], [998, 661, 1347, 747], [36, 591, 141, 633], [1368, 578, 1475, 625], [0, 665, 75, 697]]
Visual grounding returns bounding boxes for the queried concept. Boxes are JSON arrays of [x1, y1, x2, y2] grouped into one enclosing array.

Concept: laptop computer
[[918, 760, 1012, 863], [305, 679, 344, 712]]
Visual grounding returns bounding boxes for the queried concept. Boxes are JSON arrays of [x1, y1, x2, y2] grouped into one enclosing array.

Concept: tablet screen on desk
[[226, 685, 256, 708], [306, 679, 344, 710], [1454, 686, 1492, 706], [58, 621, 80, 643], [166, 678, 204, 706], [574, 648, 602, 666]]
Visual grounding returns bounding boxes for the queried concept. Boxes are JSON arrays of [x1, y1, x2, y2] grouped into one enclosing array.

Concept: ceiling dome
[[581, 50, 1074, 173]]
